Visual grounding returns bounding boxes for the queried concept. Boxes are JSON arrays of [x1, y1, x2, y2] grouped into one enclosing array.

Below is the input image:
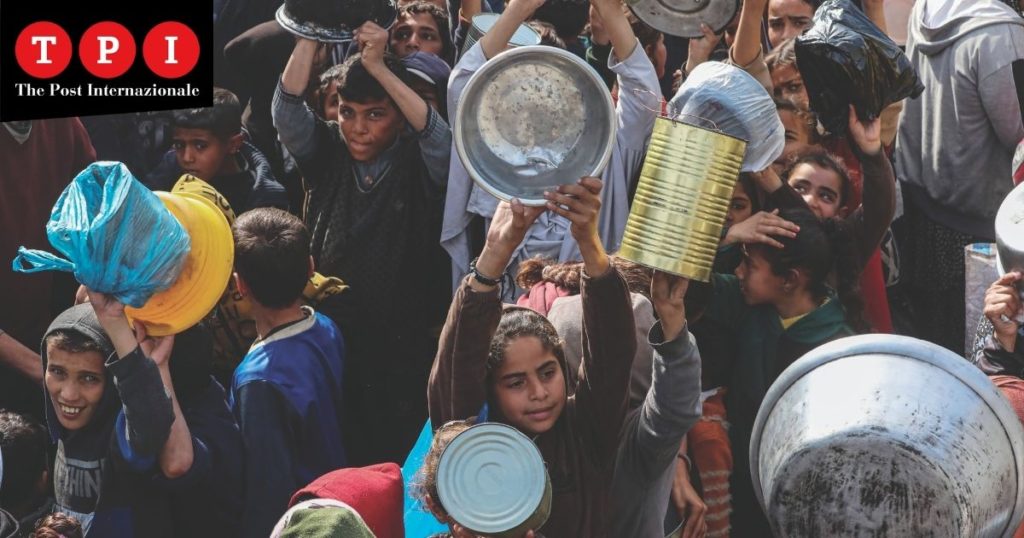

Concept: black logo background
[[1, 2, 213, 121]]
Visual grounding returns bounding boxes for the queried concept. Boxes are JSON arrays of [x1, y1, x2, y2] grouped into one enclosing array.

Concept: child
[[273, 21, 452, 466], [429, 177, 637, 536], [773, 99, 819, 173], [390, 2, 454, 64], [145, 87, 289, 214], [40, 296, 183, 536], [696, 205, 864, 535], [228, 208, 347, 538], [31, 513, 82, 538], [0, 410, 51, 532], [402, 52, 452, 121], [754, 107, 897, 333]]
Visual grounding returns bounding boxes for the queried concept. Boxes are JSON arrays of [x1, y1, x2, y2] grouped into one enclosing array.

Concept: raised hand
[[723, 210, 800, 249], [355, 21, 389, 68], [486, 199, 546, 253], [544, 177, 603, 248], [132, 322, 175, 369], [847, 104, 882, 157], [652, 271, 690, 342], [685, 24, 722, 76], [984, 272, 1023, 352]]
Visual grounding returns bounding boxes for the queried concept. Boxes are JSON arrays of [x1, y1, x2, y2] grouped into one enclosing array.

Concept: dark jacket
[[41, 304, 175, 538], [144, 141, 288, 213], [703, 275, 854, 537], [428, 268, 637, 537], [230, 308, 347, 538], [0, 510, 18, 538]]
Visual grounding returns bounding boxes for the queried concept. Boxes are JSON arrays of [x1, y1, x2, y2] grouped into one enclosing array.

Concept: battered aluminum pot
[[995, 180, 1024, 276], [437, 423, 552, 538], [625, 0, 740, 38], [454, 46, 616, 206], [751, 334, 1024, 538]]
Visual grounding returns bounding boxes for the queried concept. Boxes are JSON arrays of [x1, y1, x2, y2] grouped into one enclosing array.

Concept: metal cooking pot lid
[[995, 181, 1024, 276], [275, 2, 397, 43], [454, 46, 617, 206], [626, 0, 740, 38], [436, 423, 548, 534]]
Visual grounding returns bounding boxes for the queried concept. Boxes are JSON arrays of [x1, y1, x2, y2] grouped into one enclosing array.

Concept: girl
[[428, 177, 637, 537], [697, 203, 864, 535]]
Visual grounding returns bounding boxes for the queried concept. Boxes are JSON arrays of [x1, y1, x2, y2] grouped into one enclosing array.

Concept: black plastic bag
[[795, 0, 923, 135]]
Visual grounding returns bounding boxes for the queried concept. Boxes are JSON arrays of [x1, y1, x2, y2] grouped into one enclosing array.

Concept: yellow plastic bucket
[[125, 190, 234, 336], [618, 116, 746, 282]]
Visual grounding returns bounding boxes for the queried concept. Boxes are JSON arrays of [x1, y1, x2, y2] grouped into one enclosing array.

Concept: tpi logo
[[15, 20, 200, 79]]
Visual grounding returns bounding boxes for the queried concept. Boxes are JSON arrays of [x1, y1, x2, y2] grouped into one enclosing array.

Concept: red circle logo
[[143, 22, 199, 79], [79, 22, 137, 79], [15, 22, 72, 79]]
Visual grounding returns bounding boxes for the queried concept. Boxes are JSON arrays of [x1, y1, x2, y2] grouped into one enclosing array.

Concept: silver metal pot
[[995, 181, 1024, 276], [751, 334, 1024, 538], [625, 0, 740, 38], [454, 46, 616, 206]]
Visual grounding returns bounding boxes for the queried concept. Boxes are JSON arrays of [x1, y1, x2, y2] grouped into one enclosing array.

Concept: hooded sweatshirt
[[0, 510, 17, 538], [896, 0, 1024, 238], [40, 304, 175, 537]]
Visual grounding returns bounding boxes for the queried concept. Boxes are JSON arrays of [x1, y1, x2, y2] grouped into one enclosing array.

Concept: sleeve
[[848, 150, 897, 268], [221, 32, 255, 109], [727, 46, 772, 92], [627, 320, 703, 479], [427, 276, 504, 430], [703, 273, 746, 328], [766, 182, 811, 212], [979, 58, 1024, 150], [236, 381, 299, 538], [107, 347, 174, 459], [609, 39, 661, 152], [573, 267, 638, 467], [417, 106, 453, 191], [586, 42, 616, 90], [272, 79, 337, 185]]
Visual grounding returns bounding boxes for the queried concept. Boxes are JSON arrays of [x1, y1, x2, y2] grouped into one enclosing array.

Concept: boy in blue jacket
[[228, 208, 347, 538]]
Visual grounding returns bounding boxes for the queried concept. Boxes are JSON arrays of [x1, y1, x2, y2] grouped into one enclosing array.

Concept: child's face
[[773, 109, 815, 173], [339, 97, 404, 162], [645, 34, 668, 79], [788, 163, 846, 220], [492, 336, 566, 437], [45, 346, 106, 431], [390, 12, 444, 58], [735, 247, 788, 306], [767, 0, 814, 48], [771, 64, 809, 111], [726, 181, 754, 228], [172, 127, 233, 182]]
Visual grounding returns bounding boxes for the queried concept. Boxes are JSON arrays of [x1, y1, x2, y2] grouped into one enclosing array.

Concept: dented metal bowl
[[751, 334, 1024, 538], [626, 0, 740, 38], [454, 46, 616, 206]]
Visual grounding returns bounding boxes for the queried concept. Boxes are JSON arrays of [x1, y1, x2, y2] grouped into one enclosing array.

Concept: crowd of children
[[2, 0, 1024, 536]]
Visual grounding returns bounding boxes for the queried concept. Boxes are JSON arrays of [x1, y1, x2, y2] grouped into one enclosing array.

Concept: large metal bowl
[[626, 0, 740, 38], [454, 46, 616, 206], [751, 334, 1024, 537], [995, 181, 1024, 276]]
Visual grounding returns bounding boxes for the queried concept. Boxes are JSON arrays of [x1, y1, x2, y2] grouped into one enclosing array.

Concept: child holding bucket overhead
[[428, 177, 637, 537]]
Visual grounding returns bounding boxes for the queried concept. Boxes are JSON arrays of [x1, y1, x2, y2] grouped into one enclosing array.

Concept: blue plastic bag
[[12, 161, 191, 308]]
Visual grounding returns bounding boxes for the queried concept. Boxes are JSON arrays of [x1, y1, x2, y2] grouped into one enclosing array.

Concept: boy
[[145, 87, 288, 214], [272, 22, 451, 466], [228, 208, 347, 538], [0, 410, 51, 532]]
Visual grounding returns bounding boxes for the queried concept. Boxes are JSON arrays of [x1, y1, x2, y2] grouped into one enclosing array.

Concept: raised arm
[[88, 291, 175, 461], [358, 22, 430, 132], [428, 200, 546, 428], [479, 0, 545, 60], [846, 105, 896, 263], [0, 331, 42, 385], [546, 177, 636, 462], [272, 39, 329, 164]]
